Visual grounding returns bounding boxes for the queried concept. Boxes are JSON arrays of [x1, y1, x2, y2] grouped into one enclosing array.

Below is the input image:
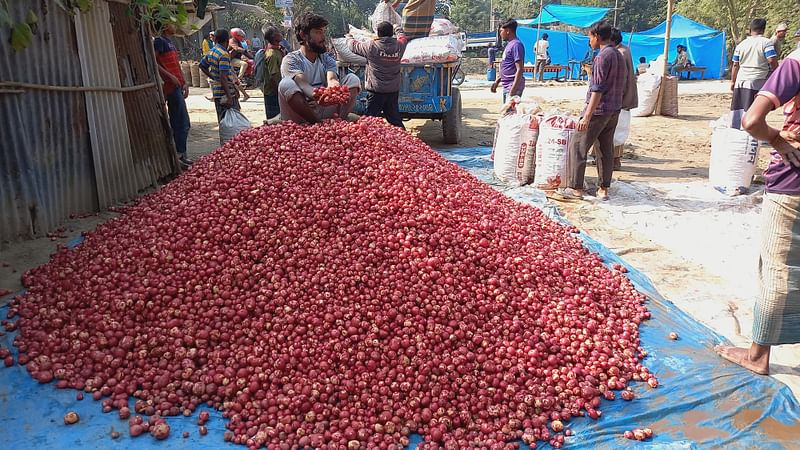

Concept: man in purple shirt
[[490, 19, 524, 103], [715, 48, 800, 375], [558, 21, 626, 201]]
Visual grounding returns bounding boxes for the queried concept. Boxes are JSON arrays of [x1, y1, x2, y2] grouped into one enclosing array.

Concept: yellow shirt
[[202, 39, 211, 56]]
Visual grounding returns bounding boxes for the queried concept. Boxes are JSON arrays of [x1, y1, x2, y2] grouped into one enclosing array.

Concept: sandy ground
[[1, 78, 798, 399]]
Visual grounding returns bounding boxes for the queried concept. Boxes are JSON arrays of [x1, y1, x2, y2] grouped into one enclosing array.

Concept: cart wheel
[[442, 87, 462, 144], [452, 69, 465, 86]]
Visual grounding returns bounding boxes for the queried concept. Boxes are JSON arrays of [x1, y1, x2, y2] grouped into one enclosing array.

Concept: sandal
[[549, 188, 585, 202]]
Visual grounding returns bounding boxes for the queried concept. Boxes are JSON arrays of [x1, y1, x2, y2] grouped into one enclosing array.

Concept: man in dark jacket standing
[[348, 21, 407, 128]]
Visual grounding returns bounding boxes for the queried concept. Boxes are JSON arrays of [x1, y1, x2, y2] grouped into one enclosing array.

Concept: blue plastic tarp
[[518, 5, 610, 28], [515, 23, 726, 80], [638, 14, 720, 38], [1, 147, 799, 449]]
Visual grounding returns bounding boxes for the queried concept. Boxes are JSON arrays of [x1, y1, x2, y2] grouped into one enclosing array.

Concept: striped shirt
[[402, 0, 435, 40], [207, 44, 232, 98]]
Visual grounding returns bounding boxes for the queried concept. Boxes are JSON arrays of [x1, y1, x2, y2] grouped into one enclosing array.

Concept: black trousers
[[366, 91, 404, 129]]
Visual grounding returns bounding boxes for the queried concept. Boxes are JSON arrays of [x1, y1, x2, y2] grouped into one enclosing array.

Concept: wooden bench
[[493, 63, 569, 81], [675, 66, 706, 80], [539, 65, 569, 81]]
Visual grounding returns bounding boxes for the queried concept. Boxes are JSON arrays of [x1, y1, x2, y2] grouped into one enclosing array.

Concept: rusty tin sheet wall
[[0, 2, 98, 242], [74, 0, 142, 207], [108, 2, 177, 184]]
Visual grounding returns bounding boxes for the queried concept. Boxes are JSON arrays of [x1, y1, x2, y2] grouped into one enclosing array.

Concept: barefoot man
[[715, 48, 800, 375]]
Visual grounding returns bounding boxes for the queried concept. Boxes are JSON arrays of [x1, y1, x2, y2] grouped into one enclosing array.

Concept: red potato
[[198, 410, 210, 425], [129, 424, 144, 437], [64, 412, 79, 425], [151, 422, 170, 440], [313, 85, 351, 106]]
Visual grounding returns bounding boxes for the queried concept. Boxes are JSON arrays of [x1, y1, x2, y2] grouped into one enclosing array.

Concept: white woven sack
[[332, 38, 367, 65], [534, 113, 577, 190], [370, 1, 401, 33], [613, 109, 632, 146], [401, 35, 462, 64], [493, 113, 539, 186], [631, 73, 661, 117], [709, 117, 759, 195]]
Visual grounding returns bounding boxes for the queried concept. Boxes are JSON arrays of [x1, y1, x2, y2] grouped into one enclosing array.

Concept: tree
[[614, 0, 665, 31], [492, 0, 537, 23], [676, 0, 796, 56], [451, 0, 491, 33], [568, 0, 664, 32], [287, 0, 375, 35]]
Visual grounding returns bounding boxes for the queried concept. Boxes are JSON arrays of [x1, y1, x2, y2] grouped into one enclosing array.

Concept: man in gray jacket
[[348, 21, 407, 128]]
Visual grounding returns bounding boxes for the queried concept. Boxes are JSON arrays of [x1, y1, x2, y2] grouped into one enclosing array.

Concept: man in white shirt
[[769, 23, 788, 58], [730, 18, 778, 112], [534, 33, 549, 82], [278, 13, 362, 123]]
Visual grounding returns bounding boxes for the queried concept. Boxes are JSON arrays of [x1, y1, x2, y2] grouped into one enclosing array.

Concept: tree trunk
[[722, 0, 739, 43]]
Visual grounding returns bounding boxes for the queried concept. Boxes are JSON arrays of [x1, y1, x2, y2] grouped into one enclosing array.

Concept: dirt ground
[[1, 79, 798, 399]]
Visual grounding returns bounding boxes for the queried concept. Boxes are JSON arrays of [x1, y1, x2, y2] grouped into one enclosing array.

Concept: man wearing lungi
[[716, 48, 800, 375]]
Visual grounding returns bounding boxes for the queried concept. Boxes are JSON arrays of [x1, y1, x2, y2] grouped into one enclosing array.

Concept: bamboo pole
[[535, 1, 544, 45], [535, 0, 545, 81], [655, 0, 674, 116], [0, 81, 156, 93]]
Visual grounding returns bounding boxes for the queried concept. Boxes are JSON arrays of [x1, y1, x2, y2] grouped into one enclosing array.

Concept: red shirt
[[154, 36, 184, 96]]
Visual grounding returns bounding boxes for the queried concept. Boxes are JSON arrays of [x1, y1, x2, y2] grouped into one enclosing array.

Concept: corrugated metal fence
[[0, 1, 177, 243]]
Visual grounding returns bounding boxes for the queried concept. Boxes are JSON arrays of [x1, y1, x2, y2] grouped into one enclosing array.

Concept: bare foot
[[714, 344, 770, 375], [597, 188, 609, 201]]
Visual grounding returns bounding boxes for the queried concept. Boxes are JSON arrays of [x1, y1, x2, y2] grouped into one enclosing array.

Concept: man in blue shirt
[[252, 33, 263, 51]]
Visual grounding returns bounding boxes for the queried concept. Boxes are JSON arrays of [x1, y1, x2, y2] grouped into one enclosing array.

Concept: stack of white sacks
[[401, 19, 464, 64], [333, 3, 465, 66], [492, 98, 578, 189]]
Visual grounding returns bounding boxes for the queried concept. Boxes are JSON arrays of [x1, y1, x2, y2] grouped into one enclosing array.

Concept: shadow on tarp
[[0, 147, 798, 449]]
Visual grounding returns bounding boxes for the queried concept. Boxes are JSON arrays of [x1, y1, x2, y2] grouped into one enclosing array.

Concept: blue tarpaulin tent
[[515, 14, 726, 80], [638, 14, 720, 38], [628, 14, 727, 79], [517, 4, 610, 28]]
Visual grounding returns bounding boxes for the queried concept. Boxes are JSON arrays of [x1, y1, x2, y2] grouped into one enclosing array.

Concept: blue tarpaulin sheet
[[1, 147, 799, 449], [517, 5, 610, 28], [638, 14, 721, 39], [515, 14, 726, 80]]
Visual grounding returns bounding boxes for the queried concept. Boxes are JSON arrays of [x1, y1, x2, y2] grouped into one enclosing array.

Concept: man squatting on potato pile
[[278, 13, 362, 124]]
